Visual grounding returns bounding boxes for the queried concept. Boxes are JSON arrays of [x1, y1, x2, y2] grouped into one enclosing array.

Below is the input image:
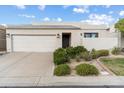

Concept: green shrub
[[66, 56, 71, 63], [97, 49, 109, 57], [54, 48, 68, 65], [91, 49, 98, 59], [76, 64, 99, 76], [54, 64, 71, 76], [74, 46, 87, 55], [76, 55, 81, 62], [83, 51, 92, 61], [80, 52, 84, 59], [111, 47, 121, 55], [66, 47, 75, 58], [121, 48, 124, 52]]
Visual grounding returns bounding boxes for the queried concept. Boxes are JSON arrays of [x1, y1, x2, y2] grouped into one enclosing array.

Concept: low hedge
[[54, 48, 68, 65], [54, 47, 109, 65], [66, 47, 75, 58], [111, 47, 121, 55], [66, 46, 87, 58], [97, 49, 109, 57], [74, 46, 87, 55], [76, 64, 99, 76], [54, 64, 71, 76], [91, 49, 98, 59], [83, 52, 92, 61]]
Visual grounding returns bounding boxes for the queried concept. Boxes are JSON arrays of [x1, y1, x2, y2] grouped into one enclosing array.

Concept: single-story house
[[0, 25, 6, 51], [5, 22, 121, 52]]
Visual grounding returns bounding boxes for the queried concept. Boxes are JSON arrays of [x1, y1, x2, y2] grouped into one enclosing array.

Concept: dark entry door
[[62, 33, 71, 48]]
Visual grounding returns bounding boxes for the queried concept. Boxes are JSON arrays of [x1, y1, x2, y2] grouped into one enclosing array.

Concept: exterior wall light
[[57, 34, 60, 38], [80, 33, 82, 36], [6, 33, 10, 38], [106, 28, 110, 31]]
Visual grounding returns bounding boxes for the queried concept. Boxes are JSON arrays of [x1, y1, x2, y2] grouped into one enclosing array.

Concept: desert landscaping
[[53, 46, 124, 76]]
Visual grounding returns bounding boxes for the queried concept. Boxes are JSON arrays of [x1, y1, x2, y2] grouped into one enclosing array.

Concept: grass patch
[[100, 58, 124, 76]]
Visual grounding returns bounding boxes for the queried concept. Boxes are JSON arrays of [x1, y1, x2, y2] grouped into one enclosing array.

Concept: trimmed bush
[[54, 64, 71, 76], [121, 48, 124, 52], [76, 64, 99, 76], [74, 46, 87, 55], [91, 49, 98, 59], [54, 48, 68, 65], [97, 49, 109, 57], [83, 52, 92, 61], [66, 47, 75, 58], [111, 47, 121, 55]]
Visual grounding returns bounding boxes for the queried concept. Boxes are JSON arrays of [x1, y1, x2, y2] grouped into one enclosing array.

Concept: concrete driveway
[[0, 52, 54, 86], [1, 52, 124, 87]]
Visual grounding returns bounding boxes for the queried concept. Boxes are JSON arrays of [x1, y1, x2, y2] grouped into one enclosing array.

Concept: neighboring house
[[0, 25, 6, 51], [6, 22, 119, 52]]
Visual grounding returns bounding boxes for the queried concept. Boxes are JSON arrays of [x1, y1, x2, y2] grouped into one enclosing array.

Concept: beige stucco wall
[[6, 23, 119, 52], [6, 29, 82, 52]]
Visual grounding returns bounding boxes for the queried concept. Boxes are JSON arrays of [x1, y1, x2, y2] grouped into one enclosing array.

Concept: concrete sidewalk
[[0, 76, 124, 87], [38, 76, 124, 87]]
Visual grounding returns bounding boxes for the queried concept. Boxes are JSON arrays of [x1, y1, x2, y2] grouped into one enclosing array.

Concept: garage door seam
[[0, 53, 32, 73]]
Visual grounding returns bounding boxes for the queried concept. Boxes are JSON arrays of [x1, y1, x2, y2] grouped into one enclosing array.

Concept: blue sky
[[0, 5, 124, 25]]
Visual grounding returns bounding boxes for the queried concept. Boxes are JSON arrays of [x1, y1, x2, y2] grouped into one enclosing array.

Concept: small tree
[[115, 18, 124, 48], [115, 18, 124, 32]]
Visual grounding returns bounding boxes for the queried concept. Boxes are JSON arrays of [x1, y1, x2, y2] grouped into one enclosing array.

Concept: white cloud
[[16, 5, 26, 9], [104, 5, 111, 8], [63, 5, 90, 14], [38, 5, 46, 11], [18, 14, 35, 18], [119, 11, 124, 16], [73, 6, 89, 14], [1, 24, 7, 27], [43, 17, 50, 21], [81, 13, 114, 25], [115, 18, 119, 23], [109, 11, 113, 14], [73, 8, 84, 13], [43, 17, 63, 22], [63, 5, 71, 9], [57, 17, 62, 22]]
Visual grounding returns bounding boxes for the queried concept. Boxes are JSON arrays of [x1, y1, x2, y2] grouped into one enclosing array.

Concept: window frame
[[84, 32, 99, 38]]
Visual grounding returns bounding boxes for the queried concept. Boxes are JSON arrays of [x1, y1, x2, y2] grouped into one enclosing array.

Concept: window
[[84, 33, 98, 38]]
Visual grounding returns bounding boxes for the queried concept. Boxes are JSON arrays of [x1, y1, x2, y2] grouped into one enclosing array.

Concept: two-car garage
[[11, 34, 57, 52]]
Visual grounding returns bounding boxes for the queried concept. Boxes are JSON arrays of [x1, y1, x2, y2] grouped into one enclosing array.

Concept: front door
[[62, 33, 71, 48]]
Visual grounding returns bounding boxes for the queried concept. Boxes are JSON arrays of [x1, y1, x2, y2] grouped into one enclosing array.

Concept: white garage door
[[12, 35, 57, 52]]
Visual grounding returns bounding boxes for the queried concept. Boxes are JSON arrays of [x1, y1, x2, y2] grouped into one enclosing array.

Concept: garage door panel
[[12, 35, 57, 52]]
